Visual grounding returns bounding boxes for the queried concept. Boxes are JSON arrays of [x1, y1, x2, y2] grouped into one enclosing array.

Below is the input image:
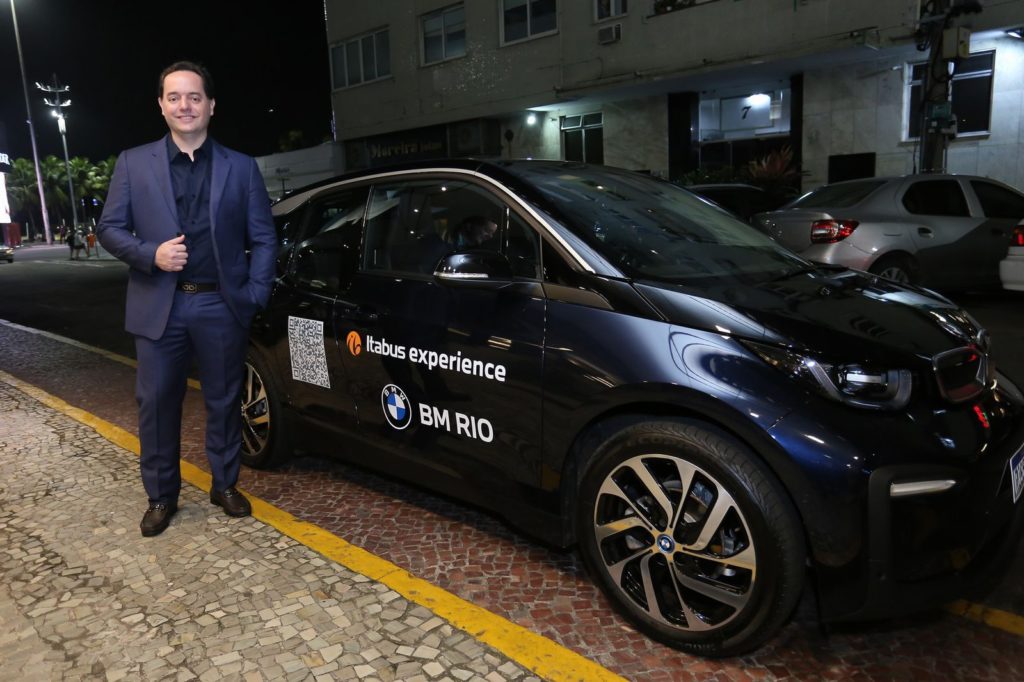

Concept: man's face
[[158, 70, 214, 138]]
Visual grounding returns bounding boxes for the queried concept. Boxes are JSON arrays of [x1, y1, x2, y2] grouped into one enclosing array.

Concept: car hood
[[634, 269, 984, 364]]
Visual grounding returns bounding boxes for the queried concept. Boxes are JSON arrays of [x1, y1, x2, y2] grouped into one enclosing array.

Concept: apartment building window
[[423, 5, 466, 64], [596, 0, 627, 20], [332, 29, 391, 89], [562, 113, 603, 164], [906, 51, 994, 139], [502, 0, 557, 44]]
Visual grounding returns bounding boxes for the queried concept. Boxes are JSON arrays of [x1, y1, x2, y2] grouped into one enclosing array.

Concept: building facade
[[323, 0, 1024, 191]]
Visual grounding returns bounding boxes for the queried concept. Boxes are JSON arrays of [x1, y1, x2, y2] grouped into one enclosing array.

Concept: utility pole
[[9, 0, 53, 243], [37, 74, 79, 232], [915, 0, 982, 173]]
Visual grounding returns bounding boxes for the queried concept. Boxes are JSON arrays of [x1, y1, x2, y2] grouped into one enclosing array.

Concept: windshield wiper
[[767, 265, 820, 282]]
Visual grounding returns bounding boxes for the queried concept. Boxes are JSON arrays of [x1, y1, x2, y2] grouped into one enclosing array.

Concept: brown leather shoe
[[140, 503, 177, 537], [210, 487, 251, 517]]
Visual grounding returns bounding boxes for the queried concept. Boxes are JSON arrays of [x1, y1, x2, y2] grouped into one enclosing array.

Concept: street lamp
[[8, 0, 53, 243], [36, 74, 79, 232]]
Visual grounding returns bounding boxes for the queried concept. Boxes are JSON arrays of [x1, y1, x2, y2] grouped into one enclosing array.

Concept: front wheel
[[240, 350, 291, 469], [576, 418, 805, 657]]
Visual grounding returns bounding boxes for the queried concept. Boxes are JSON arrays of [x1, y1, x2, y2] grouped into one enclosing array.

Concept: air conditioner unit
[[597, 23, 622, 45]]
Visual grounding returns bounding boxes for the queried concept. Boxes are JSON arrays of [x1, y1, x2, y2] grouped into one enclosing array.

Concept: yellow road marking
[[946, 600, 1024, 637], [0, 369, 624, 682]]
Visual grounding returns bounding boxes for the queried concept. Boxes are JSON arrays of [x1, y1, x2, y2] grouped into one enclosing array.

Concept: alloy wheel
[[591, 453, 756, 632], [240, 361, 271, 455]]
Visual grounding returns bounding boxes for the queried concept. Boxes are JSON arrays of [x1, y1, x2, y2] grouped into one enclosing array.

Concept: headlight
[[742, 340, 912, 411]]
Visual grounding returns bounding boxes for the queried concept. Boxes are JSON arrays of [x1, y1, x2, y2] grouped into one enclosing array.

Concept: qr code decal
[[287, 316, 331, 388]]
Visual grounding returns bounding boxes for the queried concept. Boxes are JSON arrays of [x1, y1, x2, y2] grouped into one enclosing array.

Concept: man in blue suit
[[98, 61, 277, 537]]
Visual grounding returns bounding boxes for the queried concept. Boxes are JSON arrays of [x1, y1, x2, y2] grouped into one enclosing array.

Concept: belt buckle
[[181, 281, 198, 294]]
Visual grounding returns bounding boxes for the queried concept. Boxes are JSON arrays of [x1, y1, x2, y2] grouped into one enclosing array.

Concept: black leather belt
[[177, 281, 219, 294]]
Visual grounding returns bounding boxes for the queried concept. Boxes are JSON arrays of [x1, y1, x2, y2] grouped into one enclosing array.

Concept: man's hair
[[158, 61, 215, 99]]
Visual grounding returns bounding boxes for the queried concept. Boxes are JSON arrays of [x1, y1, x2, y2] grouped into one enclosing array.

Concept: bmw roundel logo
[[657, 534, 675, 553], [381, 384, 412, 430]]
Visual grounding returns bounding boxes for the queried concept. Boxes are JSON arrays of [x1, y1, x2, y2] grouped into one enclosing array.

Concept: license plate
[[1011, 444, 1024, 504]]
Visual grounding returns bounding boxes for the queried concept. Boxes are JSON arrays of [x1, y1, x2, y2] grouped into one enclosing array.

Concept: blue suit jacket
[[98, 137, 277, 340]]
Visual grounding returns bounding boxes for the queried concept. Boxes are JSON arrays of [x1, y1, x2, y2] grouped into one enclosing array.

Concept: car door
[[266, 184, 369, 441], [901, 178, 981, 289], [967, 179, 1024, 287], [334, 174, 546, 498]]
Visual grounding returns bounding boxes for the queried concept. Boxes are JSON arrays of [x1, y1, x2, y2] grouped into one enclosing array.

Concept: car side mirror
[[434, 251, 514, 284]]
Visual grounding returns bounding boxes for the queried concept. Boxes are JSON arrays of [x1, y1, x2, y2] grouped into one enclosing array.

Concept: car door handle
[[917, 227, 933, 238]]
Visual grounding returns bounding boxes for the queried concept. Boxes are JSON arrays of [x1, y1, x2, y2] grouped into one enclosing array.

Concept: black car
[[687, 182, 785, 222], [242, 160, 1024, 657]]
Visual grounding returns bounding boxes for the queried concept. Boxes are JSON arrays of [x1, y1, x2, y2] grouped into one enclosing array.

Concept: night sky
[[0, 0, 333, 163]]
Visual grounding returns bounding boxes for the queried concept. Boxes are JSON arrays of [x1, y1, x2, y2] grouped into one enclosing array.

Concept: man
[[98, 61, 277, 537]]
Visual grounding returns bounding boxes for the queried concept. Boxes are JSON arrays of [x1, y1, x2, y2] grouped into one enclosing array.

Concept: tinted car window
[[902, 180, 969, 216], [506, 211, 541, 279], [789, 180, 886, 209], [290, 187, 368, 293], [364, 179, 504, 275], [505, 164, 807, 283], [971, 181, 1024, 219]]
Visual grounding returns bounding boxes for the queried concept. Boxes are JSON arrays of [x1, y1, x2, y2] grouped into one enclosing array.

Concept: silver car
[[754, 174, 1024, 290]]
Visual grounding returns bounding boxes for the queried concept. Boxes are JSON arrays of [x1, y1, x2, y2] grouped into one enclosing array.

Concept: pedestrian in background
[[97, 60, 277, 537], [84, 228, 98, 258], [66, 226, 78, 260]]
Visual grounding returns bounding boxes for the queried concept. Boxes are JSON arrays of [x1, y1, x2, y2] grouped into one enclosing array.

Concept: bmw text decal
[[378, 384, 495, 443], [381, 384, 412, 430], [351, 333, 507, 383]]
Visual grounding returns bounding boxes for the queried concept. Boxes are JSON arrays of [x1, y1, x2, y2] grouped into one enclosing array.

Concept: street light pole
[[9, 0, 53, 244], [37, 74, 78, 231]]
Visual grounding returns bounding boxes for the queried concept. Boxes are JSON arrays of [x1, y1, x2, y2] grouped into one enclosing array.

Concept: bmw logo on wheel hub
[[381, 384, 413, 430], [657, 534, 675, 553]]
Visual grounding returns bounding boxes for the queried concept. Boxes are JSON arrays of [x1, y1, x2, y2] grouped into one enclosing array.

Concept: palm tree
[[84, 156, 116, 217], [6, 158, 39, 216], [39, 155, 70, 230], [64, 156, 94, 224]]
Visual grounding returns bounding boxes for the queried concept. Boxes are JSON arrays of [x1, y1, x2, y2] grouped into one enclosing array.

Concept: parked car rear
[[753, 174, 1024, 291], [1000, 219, 1024, 291]]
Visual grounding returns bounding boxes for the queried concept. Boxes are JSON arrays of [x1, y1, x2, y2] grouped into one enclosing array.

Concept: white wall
[[802, 32, 1024, 191]]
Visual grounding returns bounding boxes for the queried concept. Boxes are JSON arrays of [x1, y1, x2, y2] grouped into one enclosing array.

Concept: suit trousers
[[135, 289, 249, 504]]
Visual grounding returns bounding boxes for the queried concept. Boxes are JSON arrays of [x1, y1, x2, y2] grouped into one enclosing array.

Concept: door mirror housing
[[434, 251, 514, 283]]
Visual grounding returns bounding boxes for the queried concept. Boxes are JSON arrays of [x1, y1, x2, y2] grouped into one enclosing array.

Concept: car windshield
[[789, 179, 886, 209], [505, 164, 809, 284]]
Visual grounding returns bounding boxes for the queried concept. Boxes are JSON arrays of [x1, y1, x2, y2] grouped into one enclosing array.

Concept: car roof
[[687, 183, 764, 191], [272, 158, 639, 214]]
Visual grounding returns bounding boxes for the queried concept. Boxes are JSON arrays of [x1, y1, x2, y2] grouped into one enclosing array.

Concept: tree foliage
[[5, 155, 115, 230]]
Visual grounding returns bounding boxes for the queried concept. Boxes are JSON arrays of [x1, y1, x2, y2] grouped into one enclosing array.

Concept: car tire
[[576, 418, 805, 657], [869, 254, 916, 284], [240, 349, 292, 469]]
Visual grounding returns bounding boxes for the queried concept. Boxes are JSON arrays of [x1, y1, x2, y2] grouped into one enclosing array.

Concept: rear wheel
[[240, 350, 291, 469], [869, 254, 916, 284], [576, 418, 805, 657]]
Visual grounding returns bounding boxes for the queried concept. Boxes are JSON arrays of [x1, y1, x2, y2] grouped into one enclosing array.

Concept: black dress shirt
[[167, 135, 217, 283]]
